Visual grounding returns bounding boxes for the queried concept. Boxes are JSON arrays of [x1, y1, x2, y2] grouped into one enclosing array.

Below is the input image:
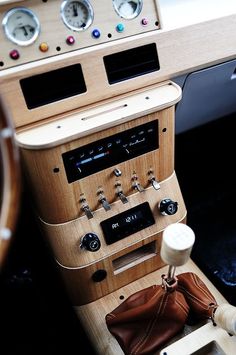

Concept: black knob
[[159, 198, 178, 216], [80, 233, 101, 252]]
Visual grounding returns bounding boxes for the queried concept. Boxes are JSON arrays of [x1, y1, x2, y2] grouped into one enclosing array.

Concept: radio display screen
[[62, 120, 158, 183], [100, 202, 155, 245]]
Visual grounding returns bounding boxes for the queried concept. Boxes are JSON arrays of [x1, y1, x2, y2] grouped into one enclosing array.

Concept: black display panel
[[103, 43, 160, 84], [62, 120, 159, 183], [20, 64, 87, 109], [100, 202, 155, 245]]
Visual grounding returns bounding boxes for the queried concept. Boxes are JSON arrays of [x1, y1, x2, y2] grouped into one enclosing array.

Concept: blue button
[[116, 23, 124, 33], [92, 29, 101, 38]]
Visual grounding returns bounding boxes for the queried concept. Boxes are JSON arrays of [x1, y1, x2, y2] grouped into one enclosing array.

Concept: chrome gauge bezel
[[112, 0, 143, 20], [2, 7, 40, 46], [61, 0, 94, 32]]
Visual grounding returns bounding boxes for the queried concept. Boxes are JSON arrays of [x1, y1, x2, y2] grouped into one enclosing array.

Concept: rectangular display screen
[[62, 120, 158, 183], [100, 202, 155, 245]]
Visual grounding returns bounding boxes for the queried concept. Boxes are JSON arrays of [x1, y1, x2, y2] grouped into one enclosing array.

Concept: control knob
[[159, 198, 178, 216], [80, 233, 101, 252]]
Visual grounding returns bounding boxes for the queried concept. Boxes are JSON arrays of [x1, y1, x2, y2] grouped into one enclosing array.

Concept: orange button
[[39, 42, 49, 52]]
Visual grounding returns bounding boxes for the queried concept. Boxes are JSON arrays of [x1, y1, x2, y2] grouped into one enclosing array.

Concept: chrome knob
[[80, 233, 101, 252], [113, 168, 122, 177], [159, 198, 178, 216]]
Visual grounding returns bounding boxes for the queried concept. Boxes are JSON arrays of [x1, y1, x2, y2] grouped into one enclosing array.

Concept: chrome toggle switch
[[97, 189, 111, 211], [132, 173, 144, 192], [80, 197, 93, 219], [115, 181, 128, 204], [148, 170, 160, 190], [117, 191, 128, 204], [132, 181, 145, 192]]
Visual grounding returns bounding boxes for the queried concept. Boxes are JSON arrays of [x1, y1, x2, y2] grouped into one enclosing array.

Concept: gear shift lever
[[106, 223, 236, 355], [160, 223, 195, 283]]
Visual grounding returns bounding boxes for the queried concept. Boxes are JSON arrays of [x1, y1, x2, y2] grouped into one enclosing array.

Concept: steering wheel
[[0, 100, 21, 269]]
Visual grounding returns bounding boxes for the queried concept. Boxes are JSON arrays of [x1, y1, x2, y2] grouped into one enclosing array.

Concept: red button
[[66, 36, 75, 45], [9, 49, 20, 60]]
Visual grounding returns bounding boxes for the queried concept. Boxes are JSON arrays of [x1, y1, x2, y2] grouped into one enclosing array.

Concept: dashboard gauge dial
[[2, 7, 40, 46], [113, 0, 143, 20], [61, 0, 94, 31]]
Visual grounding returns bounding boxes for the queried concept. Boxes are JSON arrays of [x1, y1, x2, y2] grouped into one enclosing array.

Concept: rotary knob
[[159, 198, 178, 216], [80, 233, 101, 252]]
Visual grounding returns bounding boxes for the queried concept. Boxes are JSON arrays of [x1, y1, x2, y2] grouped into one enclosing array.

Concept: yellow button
[[39, 42, 49, 52]]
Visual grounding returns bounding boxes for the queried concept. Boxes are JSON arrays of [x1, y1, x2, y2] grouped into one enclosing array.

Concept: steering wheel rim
[[0, 100, 21, 269]]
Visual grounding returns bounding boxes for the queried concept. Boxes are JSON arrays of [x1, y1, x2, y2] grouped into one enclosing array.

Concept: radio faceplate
[[101, 202, 155, 245], [62, 120, 158, 183]]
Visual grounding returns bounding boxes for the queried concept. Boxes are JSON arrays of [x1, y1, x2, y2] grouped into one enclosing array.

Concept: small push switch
[[159, 198, 178, 216], [113, 168, 122, 177], [80, 233, 101, 252]]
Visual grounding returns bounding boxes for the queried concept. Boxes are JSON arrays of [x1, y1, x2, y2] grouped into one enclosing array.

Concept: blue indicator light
[[92, 29, 101, 38], [116, 23, 124, 33]]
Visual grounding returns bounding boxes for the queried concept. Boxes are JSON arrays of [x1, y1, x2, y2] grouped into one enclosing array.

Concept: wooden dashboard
[[0, 0, 236, 129]]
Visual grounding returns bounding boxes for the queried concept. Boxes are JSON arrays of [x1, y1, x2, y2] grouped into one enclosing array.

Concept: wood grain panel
[[39, 172, 186, 305], [20, 108, 175, 223], [0, 0, 161, 70], [1, 14, 236, 127], [41, 172, 186, 268]]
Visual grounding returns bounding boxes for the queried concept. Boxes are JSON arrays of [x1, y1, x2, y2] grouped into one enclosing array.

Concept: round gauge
[[61, 0, 94, 31], [113, 0, 143, 20], [2, 7, 40, 46]]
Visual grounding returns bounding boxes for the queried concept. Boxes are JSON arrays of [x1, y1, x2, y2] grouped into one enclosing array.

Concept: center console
[[1, 0, 235, 354]]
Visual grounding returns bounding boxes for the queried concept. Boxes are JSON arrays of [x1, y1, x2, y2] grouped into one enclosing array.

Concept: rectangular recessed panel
[[191, 341, 227, 355], [104, 43, 160, 84], [20, 64, 87, 109]]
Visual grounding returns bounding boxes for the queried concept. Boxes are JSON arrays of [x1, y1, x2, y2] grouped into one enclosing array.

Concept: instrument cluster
[[0, 0, 160, 70]]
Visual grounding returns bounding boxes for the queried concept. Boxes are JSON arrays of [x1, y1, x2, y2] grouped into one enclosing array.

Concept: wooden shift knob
[[214, 303, 236, 335], [161, 223, 195, 266]]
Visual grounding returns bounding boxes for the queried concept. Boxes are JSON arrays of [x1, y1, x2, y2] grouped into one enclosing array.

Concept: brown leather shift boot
[[177, 272, 218, 321], [105, 279, 189, 355]]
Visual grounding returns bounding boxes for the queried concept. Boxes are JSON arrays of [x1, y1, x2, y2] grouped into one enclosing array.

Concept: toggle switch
[[80, 196, 93, 219], [148, 170, 160, 190], [97, 189, 111, 211], [115, 182, 128, 204], [132, 173, 144, 192]]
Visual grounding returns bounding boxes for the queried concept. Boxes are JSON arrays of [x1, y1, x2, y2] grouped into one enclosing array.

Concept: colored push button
[[9, 49, 20, 60], [116, 23, 124, 33], [92, 29, 101, 38], [39, 42, 49, 52], [141, 18, 148, 26], [66, 36, 75, 45]]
